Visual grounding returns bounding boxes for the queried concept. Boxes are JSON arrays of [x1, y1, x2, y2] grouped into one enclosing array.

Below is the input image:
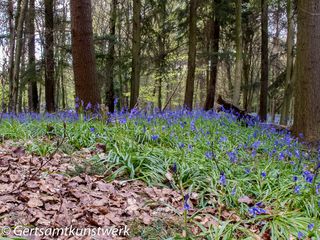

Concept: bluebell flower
[[249, 206, 266, 217], [219, 172, 226, 186], [90, 127, 95, 133], [297, 231, 304, 239], [252, 141, 261, 149], [279, 152, 285, 161], [245, 168, 251, 174], [178, 142, 185, 148], [227, 151, 237, 163], [294, 185, 301, 194], [231, 186, 236, 196], [205, 151, 213, 159], [261, 171, 266, 178], [172, 163, 177, 173], [184, 194, 190, 211], [85, 102, 92, 111], [308, 223, 314, 231], [151, 135, 159, 141], [119, 118, 127, 124], [293, 176, 298, 182], [220, 136, 227, 142], [303, 171, 314, 183]]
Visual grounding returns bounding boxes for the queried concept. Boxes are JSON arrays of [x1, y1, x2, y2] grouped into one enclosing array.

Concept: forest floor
[[0, 110, 319, 239]]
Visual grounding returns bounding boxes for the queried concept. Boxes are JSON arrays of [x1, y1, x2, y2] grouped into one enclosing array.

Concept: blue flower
[[294, 185, 301, 194], [183, 194, 190, 211], [303, 171, 314, 183], [249, 206, 266, 217], [231, 186, 236, 196], [293, 176, 298, 182], [172, 163, 177, 173], [297, 231, 304, 239], [227, 151, 237, 163], [151, 135, 159, 141], [261, 171, 266, 178], [90, 127, 95, 133], [252, 141, 261, 149], [178, 142, 185, 148], [219, 172, 226, 186], [85, 102, 92, 111], [308, 223, 314, 231], [205, 151, 213, 159], [245, 168, 251, 174]]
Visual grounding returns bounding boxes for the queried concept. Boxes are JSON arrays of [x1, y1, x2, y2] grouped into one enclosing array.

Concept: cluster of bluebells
[[249, 202, 266, 217]]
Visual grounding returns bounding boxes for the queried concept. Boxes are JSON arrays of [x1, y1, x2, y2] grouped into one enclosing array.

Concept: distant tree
[[27, 0, 38, 112], [9, 0, 28, 112], [280, 0, 294, 125], [184, 0, 197, 110], [71, 0, 101, 108], [106, 0, 117, 113], [130, 0, 141, 110], [259, 0, 268, 122], [204, 0, 220, 111], [292, 0, 320, 142], [44, 0, 55, 112], [233, 0, 242, 106]]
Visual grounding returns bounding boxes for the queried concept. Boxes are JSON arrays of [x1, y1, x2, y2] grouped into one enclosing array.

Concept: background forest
[[0, 0, 303, 127]]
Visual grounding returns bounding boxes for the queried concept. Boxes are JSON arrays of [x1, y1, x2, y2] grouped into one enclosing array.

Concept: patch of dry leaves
[[0, 143, 218, 239]]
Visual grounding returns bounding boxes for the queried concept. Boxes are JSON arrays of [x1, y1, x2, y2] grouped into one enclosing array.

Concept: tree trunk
[[71, 0, 101, 109], [10, 0, 28, 113], [280, 0, 294, 125], [184, 0, 197, 110], [27, 0, 38, 112], [204, 16, 220, 111], [259, 0, 269, 122], [44, 0, 55, 112], [292, 0, 320, 142], [233, 0, 242, 105], [105, 0, 117, 113], [130, 0, 141, 110], [8, 0, 15, 112]]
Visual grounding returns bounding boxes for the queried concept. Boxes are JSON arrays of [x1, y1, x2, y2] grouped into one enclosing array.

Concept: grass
[[0, 109, 319, 239]]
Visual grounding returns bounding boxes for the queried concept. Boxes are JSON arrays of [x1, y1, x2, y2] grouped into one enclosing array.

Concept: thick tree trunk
[[106, 0, 117, 113], [27, 0, 38, 112], [280, 0, 294, 125], [292, 0, 320, 142], [184, 0, 197, 110], [44, 0, 55, 112], [204, 17, 220, 111], [233, 0, 242, 105], [71, 0, 101, 109], [130, 0, 141, 110], [259, 0, 269, 122]]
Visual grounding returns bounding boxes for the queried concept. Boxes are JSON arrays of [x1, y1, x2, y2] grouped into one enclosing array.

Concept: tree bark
[[44, 0, 55, 112], [184, 0, 197, 110], [10, 0, 28, 113], [27, 0, 38, 112], [233, 0, 242, 105], [259, 0, 269, 122], [71, 0, 101, 109], [130, 0, 141, 110], [204, 16, 220, 111], [280, 0, 294, 125], [106, 0, 117, 113], [292, 0, 320, 142]]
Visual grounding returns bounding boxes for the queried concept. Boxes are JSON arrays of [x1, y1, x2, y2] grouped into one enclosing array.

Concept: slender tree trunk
[[71, 0, 101, 109], [10, 0, 28, 113], [106, 0, 117, 113], [292, 0, 320, 142], [280, 0, 294, 125], [233, 0, 242, 105], [8, 0, 15, 112], [259, 0, 269, 121], [130, 0, 141, 110], [27, 0, 38, 112], [44, 0, 55, 112], [204, 16, 220, 111], [184, 0, 197, 110]]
